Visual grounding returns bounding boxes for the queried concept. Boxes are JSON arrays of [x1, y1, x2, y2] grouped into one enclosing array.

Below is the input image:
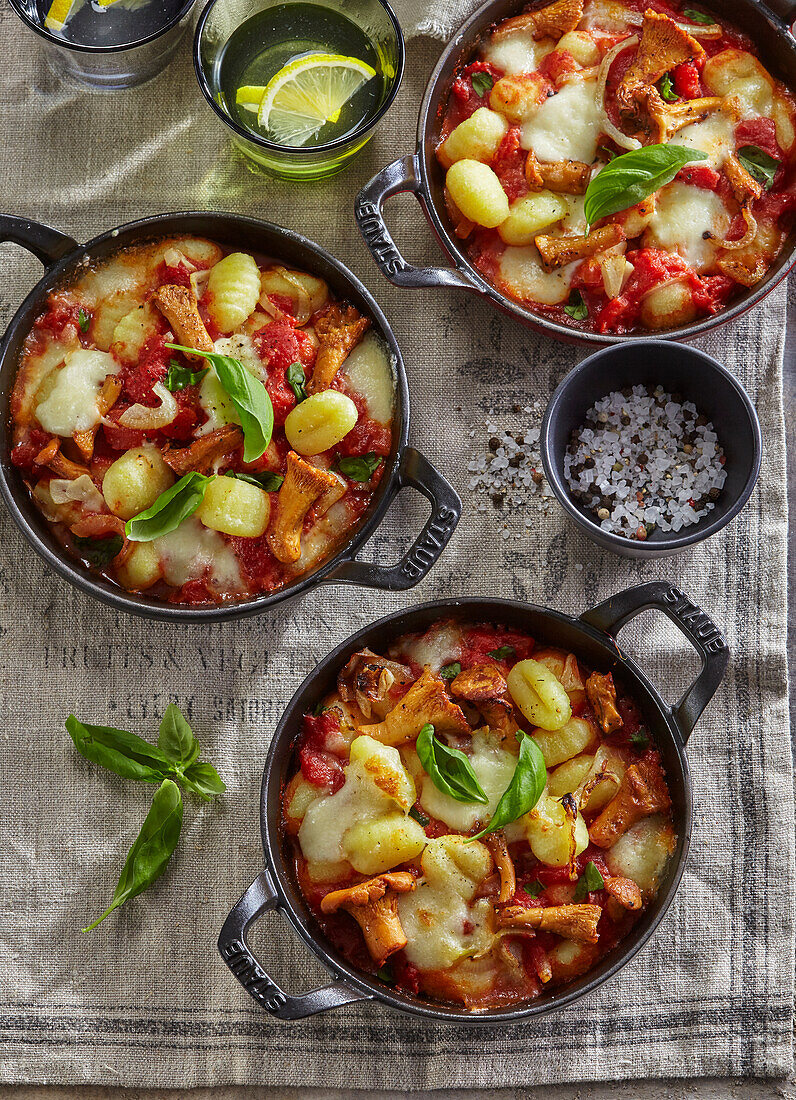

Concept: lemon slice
[[44, 0, 79, 31], [255, 52, 377, 147], [236, 85, 267, 114]]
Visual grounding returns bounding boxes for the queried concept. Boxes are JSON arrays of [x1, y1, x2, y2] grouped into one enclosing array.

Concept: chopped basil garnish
[[469, 733, 546, 841], [165, 359, 208, 392], [660, 72, 678, 102], [523, 878, 545, 897], [737, 145, 779, 190], [286, 361, 308, 403], [377, 965, 395, 985], [630, 727, 651, 750], [439, 661, 461, 680], [583, 144, 707, 225], [311, 702, 327, 717], [563, 290, 588, 321], [226, 469, 284, 492], [682, 8, 715, 23], [73, 533, 123, 566], [166, 344, 273, 462], [574, 860, 605, 901], [471, 71, 494, 98], [417, 723, 489, 805], [77, 307, 90, 333], [409, 806, 430, 827], [488, 645, 516, 660], [337, 452, 383, 482], [125, 471, 211, 542]]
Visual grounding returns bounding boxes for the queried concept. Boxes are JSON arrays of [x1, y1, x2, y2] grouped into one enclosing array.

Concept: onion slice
[[118, 382, 178, 430], [596, 35, 642, 153], [721, 208, 758, 251], [49, 473, 105, 512]]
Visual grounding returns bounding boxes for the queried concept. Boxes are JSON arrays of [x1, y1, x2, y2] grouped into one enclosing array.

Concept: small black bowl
[[540, 341, 762, 559]]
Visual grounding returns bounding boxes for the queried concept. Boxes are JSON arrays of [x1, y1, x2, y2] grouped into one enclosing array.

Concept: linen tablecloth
[[0, 1, 793, 1088]]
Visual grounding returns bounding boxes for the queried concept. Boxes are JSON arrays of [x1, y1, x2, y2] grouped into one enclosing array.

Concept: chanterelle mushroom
[[74, 376, 122, 461], [450, 664, 520, 739], [267, 452, 341, 565], [603, 875, 643, 911], [585, 671, 623, 734], [491, 0, 583, 42], [307, 303, 370, 395], [357, 667, 471, 746], [162, 425, 244, 475], [589, 756, 671, 848], [34, 438, 91, 482], [525, 151, 591, 195], [320, 871, 417, 966], [535, 224, 626, 273], [484, 834, 516, 903], [338, 648, 414, 721], [495, 903, 601, 943], [629, 85, 723, 144], [151, 284, 213, 361], [617, 10, 704, 114], [724, 151, 764, 208]]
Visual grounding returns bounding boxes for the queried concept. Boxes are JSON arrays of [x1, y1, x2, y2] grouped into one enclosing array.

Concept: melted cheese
[[578, 0, 635, 31], [703, 49, 775, 120], [645, 182, 731, 272], [35, 349, 119, 436], [521, 76, 601, 163], [197, 334, 263, 436], [668, 110, 735, 169], [482, 31, 555, 77], [605, 814, 676, 898], [499, 246, 577, 304], [397, 836, 495, 970], [400, 622, 464, 672], [419, 729, 518, 832], [153, 515, 244, 592], [339, 333, 395, 424]]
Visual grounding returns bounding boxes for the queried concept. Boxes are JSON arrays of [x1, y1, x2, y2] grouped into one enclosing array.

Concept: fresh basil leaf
[[165, 360, 208, 392], [660, 72, 678, 102], [337, 452, 383, 482], [286, 361, 308, 403], [72, 533, 123, 566], [125, 471, 211, 542], [180, 760, 227, 802], [488, 645, 516, 660], [523, 878, 545, 897], [409, 806, 430, 827], [166, 344, 274, 462], [583, 144, 707, 225], [737, 145, 779, 190], [417, 723, 489, 805], [225, 469, 284, 492], [682, 8, 715, 23], [471, 71, 494, 98], [563, 290, 588, 321], [377, 964, 395, 985], [469, 733, 546, 840], [82, 779, 183, 931], [630, 727, 650, 750], [439, 661, 461, 680], [66, 715, 171, 783], [157, 704, 199, 767], [574, 860, 605, 901], [78, 307, 90, 333]]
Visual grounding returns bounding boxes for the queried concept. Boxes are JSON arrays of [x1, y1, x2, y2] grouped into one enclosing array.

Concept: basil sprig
[[286, 361, 308, 403], [563, 290, 588, 321], [67, 705, 226, 929], [439, 661, 461, 680], [471, 71, 494, 98], [469, 733, 546, 841], [488, 645, 515, 660], [337, 452, 383, 482], [660, 72, 677, 102], [166, 344, 273, 462], [573, 860, 605, 901], [165, 359, 208, 392], [583, 144, 707, 225], [682, 8, 715, 23], [82, 779, 183, 932], [417, 723, 488, 805], [737, 145, 779, 190], [125, 471, 211, 542], [78, 307, 90, 333], [226, 469, 285, 492], [523, 877, 545, 897], [73, 533, 123, 566]]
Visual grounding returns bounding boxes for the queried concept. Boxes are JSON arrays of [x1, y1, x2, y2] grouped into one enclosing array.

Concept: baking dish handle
[[764, 0, 796, 31], [355, 154, 474, 290], [326, 446, 461, 590], [0, 214, 78, 267], [218, 871, 372, 1020], [579, 580, 728, 742]]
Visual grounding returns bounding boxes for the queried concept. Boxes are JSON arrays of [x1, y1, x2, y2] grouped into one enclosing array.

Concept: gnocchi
[[206, 252, 262, 333], [284, 390, 359, 455], [445, 160, 510, 228], [507, 658, 572, 730]]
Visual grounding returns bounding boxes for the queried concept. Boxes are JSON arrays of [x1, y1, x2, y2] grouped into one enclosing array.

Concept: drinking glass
[[193, 0, 404, 180]]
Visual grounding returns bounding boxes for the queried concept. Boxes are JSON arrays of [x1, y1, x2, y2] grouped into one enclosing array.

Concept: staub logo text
[[400, 506, 458, 580], [221, 938, 286, 1013], [663, 585, 726, 653], [357, 202, 408, 276]]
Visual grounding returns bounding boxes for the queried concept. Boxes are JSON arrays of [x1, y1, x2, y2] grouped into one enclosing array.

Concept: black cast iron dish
[[354, 0, 796, 347], [0, 212, 461, 622], [219, 583, 728, 1022], [540, 341, 763, 559]]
